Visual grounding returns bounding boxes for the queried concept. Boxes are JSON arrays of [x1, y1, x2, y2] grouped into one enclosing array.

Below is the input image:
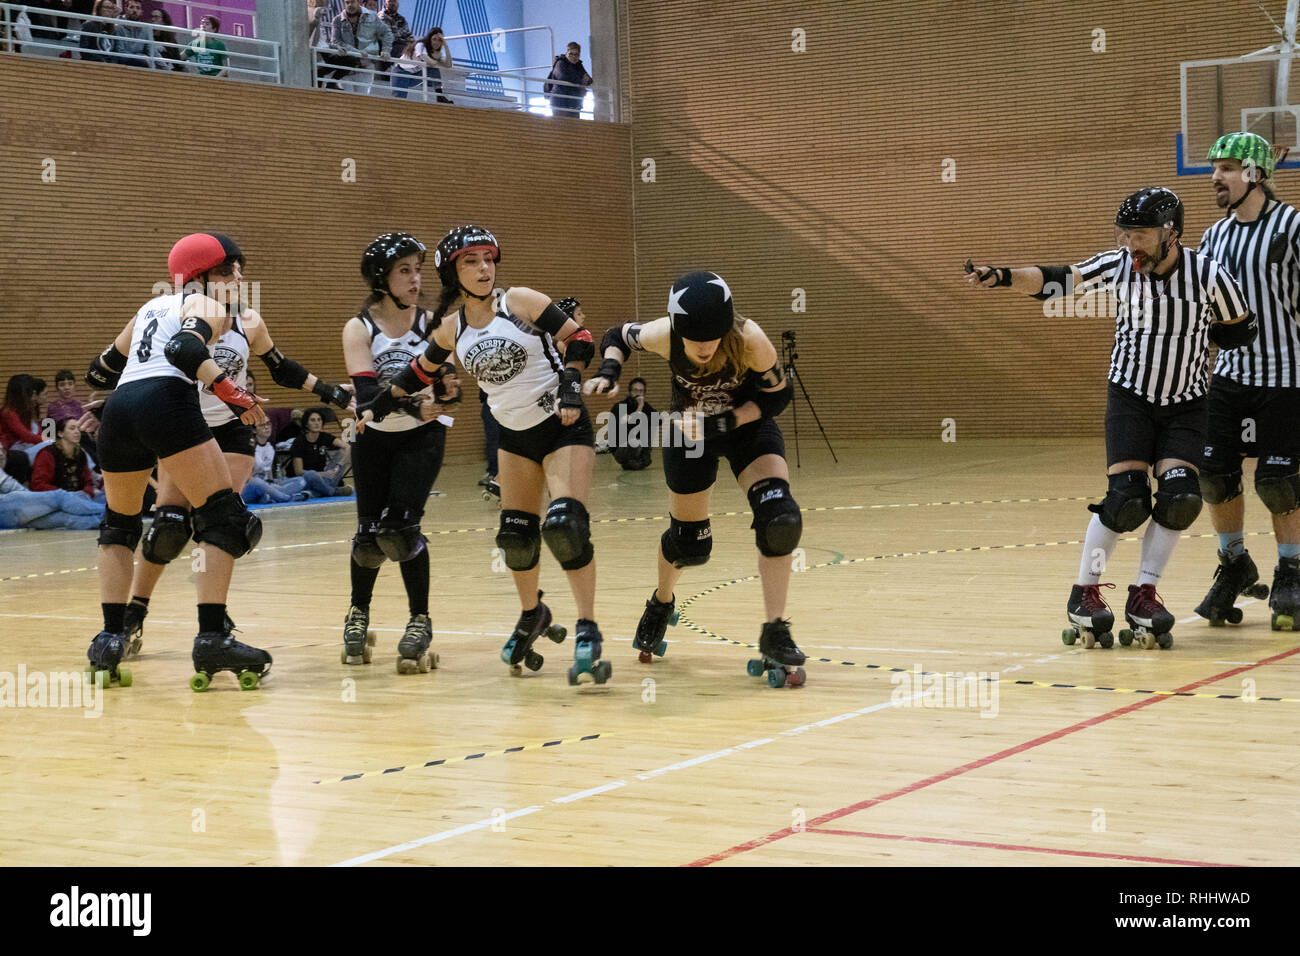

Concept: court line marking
[[685, 645, 1300, 867], [313, 733, 607, 785], [802, 828, 1238, 867], [330, 694, 924, 866]]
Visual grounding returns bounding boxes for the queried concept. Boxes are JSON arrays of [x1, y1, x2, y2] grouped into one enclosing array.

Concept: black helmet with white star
[[668, 271, 734, 341]]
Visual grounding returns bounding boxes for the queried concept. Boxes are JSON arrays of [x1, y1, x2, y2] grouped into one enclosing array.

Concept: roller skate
[[1118, 583, 1175, 650], [1269, 555, 1300, 631], [85, 630, 132, 688], [341, 605, 376, 664], [500, 591, 566, 676], [396, 613, 438, 674], [747, 619, 807, 688], [122, 602, 147, 658], [568, 618, 612, 685], [632, 591, 677, 663], [482, 478, 500, 504], [1061, 583, 1115, 648], [1194, 550, 1270, 626], [190, 628, 272, 691]]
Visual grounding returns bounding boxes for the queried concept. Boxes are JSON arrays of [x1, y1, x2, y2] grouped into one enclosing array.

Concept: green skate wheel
[[1096, 631, 1114, 649], [190, 672, 211, 693], [117, 667, 133, 688], [1118, 629, 1134, 647], [747, 659, 764, 677], [668, 612, 680, 626], [767, 668, 787, 689], [1060, 629, 1077, 646], [654, 640, 668, 657], [238, 671, 260, 691], [1273, 613, 1295, 632]]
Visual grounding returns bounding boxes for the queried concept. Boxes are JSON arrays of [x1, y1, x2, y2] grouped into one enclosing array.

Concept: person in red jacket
[[30, 418, 96, 497], [1, 374, 48, 485]]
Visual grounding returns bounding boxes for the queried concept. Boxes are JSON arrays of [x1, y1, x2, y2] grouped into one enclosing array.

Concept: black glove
[[559, 368, 583, 411], [702, 410, 737, 440], [432, 363, 461, 405], [359, 387, 402, 423], [596, 357, 622, 386], [312, 380, 351, 409]]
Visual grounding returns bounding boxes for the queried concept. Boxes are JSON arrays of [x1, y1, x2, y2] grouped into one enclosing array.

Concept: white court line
[[331, 692, 927, 866]]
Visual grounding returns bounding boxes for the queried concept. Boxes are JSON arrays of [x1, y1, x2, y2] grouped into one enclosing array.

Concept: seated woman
[[0, 444, 103, 531], [241, 420, 310, 504], [30, 418, 99, 498], [289, 408, 353, 497]]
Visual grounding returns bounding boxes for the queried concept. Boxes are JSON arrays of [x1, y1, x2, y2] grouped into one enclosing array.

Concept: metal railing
[[158, 0, 257, 38], [0, 2, 279, 84]]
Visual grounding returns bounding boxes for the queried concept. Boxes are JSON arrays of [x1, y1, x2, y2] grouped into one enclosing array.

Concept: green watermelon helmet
[[1207, 131, 1275, 181]]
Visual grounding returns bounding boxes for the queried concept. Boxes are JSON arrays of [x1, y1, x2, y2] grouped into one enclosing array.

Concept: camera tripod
[[781, 330, 836, 468]]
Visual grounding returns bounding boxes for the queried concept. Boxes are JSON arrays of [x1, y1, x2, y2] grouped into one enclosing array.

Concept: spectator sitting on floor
[[115, 0, 150, 67], [608, 377, 655, 471], [46, 369, 84, 422], [242, 420, 311, 504], [290, 408, 353, 496], [1, 374, 49, 485], [0, 443, 104, 531], [30, 418, 99, 497], [183, 15, 228, 78]]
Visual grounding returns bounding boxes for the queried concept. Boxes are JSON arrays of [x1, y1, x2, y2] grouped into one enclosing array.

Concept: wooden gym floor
[[0, 439, 1296, 867]]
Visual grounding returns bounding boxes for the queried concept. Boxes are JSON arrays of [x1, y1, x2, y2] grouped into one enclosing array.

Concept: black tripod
[[781, 331, 836, 467]]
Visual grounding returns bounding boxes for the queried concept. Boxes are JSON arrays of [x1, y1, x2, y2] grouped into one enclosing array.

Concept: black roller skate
[[1119, 583, 1175, 650], [568, 618, 612, 685], [500, 591, 566, 676], [1062, 583, 1115, 648], [1194, 550, 1270, 626], [122, 602, 147, 658], [632, 591, 677, 663], [86, 630, 132, 688], [341, 605, 376, 665], [747, 619, 807, 688], [396, 613, 438, 674], [190, 628, 272, 691], [1269, 555, 1300, 631]]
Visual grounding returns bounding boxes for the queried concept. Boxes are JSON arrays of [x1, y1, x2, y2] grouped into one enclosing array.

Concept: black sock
[[400, 549, 430, 617], [102, 603, 127, 633], [198, 604, 227, 633], [350, 558, 381, 610], [130, 596, 150, 608]]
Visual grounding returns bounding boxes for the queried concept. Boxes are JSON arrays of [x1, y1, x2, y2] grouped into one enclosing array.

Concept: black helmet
[[1114, 187, 1183, 237], [433, 225, 500, 293], [668, 271, 734, 341], [555, 296, 580, 318], [361, 232, 426, 307]]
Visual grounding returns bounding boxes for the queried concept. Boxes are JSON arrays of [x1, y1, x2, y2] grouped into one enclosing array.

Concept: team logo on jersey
[[464, 337, 528, 385], [212, 345, 246, 381], [375, 347, 418, 385]]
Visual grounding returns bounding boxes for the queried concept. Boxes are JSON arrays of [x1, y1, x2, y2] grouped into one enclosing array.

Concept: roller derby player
[[583, 271, 809, 687], [1195, 133, 1300, 631], [965, 188, 1254, 650], [342, 233, 456, 674], [115, 263, 354, 657], [359, 226, 608, 684], [84, 233, 273, 690]]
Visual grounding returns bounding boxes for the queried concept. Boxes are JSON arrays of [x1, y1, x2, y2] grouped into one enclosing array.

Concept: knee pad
[[748, 477, 803, 557], [141, 506, 192, 565], [97, 508, 143, 551], [376, 506, 427, 563], [541, 497, 593, 571], [661, 517, 712, 569], [191, 488, 262, 558], [1153, 466, 1203, 530], [1255, 457, 1300, 515], [1199, 467, 1243, 504], [351, 521, 387, 568], [496, 510, 541, 571], [1087, 469, 1152, 533]]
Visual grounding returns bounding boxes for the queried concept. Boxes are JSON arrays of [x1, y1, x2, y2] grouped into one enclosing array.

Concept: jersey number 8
[[137, 318, 159, 362]]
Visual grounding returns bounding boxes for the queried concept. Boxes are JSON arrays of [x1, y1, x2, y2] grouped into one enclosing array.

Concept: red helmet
[[168, 233, 244, 285]]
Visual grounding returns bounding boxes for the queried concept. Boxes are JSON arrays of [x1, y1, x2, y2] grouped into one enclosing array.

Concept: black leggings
[[349, 423, 445, 616]]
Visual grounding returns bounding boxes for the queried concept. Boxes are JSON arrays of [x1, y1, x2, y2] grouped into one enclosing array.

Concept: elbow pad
[[565, 329, 595, 367], [260, 347, 310, 389], [163, 331, 211, 380], [600, 325, 630, 359], [1031, 265, 1070, 300], [86, 346, 128, 390], [755, 380, 793, 419], [533, 303, 570, 336], [1210, 314, 1258, 350]]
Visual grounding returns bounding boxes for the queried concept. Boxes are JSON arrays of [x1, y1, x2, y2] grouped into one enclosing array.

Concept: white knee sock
[[1078, 513, 1119, 585], [1137, 521, 1180, 587]]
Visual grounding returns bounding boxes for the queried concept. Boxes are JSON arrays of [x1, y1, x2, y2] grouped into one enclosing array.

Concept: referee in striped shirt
[[964, 187, 1255, 648], [1195, 132, 1300, 630]]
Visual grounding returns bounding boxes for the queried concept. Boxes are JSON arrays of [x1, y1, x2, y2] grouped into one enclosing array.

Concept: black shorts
[[1103, 383, 1207, 469], [497, 407, 595, 465], [210, 420, 256, 457], [352, 422, 446, 525], [1202, 376, 1300, 474], [663, 415, 786, 495], [97, 377, 212, 472]]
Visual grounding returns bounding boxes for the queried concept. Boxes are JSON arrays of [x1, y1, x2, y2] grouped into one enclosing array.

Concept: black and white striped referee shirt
[[1072, 246, 1249, 406], [1199, 199, 1300, 388]]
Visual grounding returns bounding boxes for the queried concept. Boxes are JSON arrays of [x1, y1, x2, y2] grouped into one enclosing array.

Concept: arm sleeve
[[531, 303, 570, 336], [351, 372, 380, 405], [29, 449, 55, 492], [1, 408, 43, 445]]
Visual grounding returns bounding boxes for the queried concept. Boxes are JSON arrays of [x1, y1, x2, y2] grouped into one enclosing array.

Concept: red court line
[[687, 645, 1300, 867], [805, 828, 1238, 867]]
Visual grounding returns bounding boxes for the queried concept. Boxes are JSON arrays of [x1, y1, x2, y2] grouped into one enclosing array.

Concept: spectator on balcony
[[415, 25, 452, 103], [182, 15, 228, 78], [329, 0, 393, 85], [148, 8, 183, 70], [545, 41, 593, 118], [390, 38, 424, 99], [29, 0, 78, 44], [115, 0, 150, 67], [0, 445, 104, 531], [30, 418, 97, 496], [79, 0, 126, 65], [380, 0, 411, 57]]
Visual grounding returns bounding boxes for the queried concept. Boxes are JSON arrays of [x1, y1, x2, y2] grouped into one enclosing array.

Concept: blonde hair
[[690, 314, 749, 380]]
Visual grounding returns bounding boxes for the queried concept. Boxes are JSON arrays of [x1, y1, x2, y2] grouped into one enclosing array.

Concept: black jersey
[[667, 331, 761, 414]]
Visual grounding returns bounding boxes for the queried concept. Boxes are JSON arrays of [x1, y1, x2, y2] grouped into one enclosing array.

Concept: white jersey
[[117, 293, 194, 387], [361, 308, 436, 433], [454, 291, 565, 431], [201, 313, 250, 427]]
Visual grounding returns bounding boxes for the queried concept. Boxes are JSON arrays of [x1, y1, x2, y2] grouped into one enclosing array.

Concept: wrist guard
[[360, 388, 402, 423], [703, 410, 737, 440], [597, 356, 622, 385], [312, 379, 351, 409], [86, 346, 128, 390], [559, 368, 583, 411], [211, 373, 256, 416]]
